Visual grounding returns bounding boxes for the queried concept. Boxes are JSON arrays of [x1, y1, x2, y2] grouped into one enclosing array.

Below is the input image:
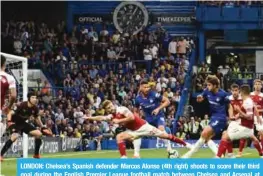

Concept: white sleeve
[[7, 75, 16, 89], [243, 100, 254, 115]]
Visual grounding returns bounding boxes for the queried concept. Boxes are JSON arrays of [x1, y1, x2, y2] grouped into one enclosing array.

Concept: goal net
[[0, 52, 28, 158]]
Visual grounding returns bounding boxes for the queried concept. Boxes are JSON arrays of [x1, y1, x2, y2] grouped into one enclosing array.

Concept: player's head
[[253, 79, 262, 92], [27, 91, 38, 105], [102, 100, 116, 114], [231, 83, 240, 99], [1, 55, 6, 69], [206, 75, 220, 92], [140, 78, 150, 95], [240, 84, 250, 97]]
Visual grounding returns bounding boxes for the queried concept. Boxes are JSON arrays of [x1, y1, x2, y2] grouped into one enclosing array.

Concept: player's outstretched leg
[[133, 138, 141, 158], [250, 135, 263, 158], [29, 130, 43, 159], [181, 126, 214, 158], [157, 132, 191, 149], [0, 133, 19, 161], [207, 140, 218, 155], [237, 139, 246, 157], [116, 132, 135, 159], [158, 124, 172, 152]]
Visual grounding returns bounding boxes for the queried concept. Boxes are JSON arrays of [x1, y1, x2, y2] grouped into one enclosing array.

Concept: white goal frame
[[0, 52, 28, 158]]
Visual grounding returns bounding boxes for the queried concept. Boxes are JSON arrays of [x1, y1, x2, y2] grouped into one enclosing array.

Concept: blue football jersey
[[135, 91, 165, 121], [201, 88, 229, 119]]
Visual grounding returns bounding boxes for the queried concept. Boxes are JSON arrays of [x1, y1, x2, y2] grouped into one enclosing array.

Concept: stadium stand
[[1, 1, 263, 157]]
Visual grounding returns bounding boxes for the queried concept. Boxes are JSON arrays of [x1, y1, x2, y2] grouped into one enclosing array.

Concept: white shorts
[[228, 118, 241, 127], [126, 123, 165, 139], [254, 116, 263, 132], [227, 121, 254, 141]]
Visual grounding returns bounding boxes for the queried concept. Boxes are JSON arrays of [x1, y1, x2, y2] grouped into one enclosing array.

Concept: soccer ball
[[168, 150, 179, 159]]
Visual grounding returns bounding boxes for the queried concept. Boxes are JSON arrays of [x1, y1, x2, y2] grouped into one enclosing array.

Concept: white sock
[[0, 122, 6, 137], [181, 137, 205, 158], [156, 137, 160, 148], [207, 140, 218, 155], [97, 141, 101, 151], [164, 139, 172, 151], [133, 138, 141, 157]]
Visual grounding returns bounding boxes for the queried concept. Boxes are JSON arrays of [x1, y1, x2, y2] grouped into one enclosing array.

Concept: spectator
[[200, 114, 210, 130], [168, 37, 177, 58], [188, 117, 200, 139]]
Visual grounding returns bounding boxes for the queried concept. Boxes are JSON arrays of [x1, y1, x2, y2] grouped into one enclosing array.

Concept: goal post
[[0, 52, 28, 158]]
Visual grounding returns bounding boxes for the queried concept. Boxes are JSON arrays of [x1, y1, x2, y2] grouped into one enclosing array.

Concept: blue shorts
[[146, 117, 165, 128], [209, 116, 227, 135]]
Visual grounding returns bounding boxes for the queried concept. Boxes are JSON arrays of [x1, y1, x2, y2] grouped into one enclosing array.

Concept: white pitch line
[[2, 150, 253, 161], [239, 152, 251, 156], [3, 148, 158, 161]]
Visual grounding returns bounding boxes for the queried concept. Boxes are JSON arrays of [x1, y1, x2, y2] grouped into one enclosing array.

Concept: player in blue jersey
[[133, 79, 191, 158], [181, 75, 230, 158]]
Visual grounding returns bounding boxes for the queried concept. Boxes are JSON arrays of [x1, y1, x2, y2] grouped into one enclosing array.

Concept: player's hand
[[196, 95, 204, 102], [41, 127, 53, 136], [112, 119, 121, 124], [152, 108, 160, 116], [7, 120, 14, 128], [229, 116, 236, 121], [234, 105, 241, 112], [2, 106, 10, 115]]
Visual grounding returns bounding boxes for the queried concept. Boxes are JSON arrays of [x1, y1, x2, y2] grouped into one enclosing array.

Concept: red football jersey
[[0, 71, 16, 109], [250, 92, 263, 116], [229, 95, 243, 116], [112, 106, 146, 130], [240, 98, 254, 129]]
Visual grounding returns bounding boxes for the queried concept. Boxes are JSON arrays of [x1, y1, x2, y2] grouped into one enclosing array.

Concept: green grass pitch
[[0, 148, 260, 176]]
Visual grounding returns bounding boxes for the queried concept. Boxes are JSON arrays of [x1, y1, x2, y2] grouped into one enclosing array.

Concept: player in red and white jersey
[[217, 84, 263, 158], [0, 55, 17, 137], [84, 100, 191, 158], [228, 84, 243, 122], [238, 79, 263, 157], [223, 84, 243, 158]]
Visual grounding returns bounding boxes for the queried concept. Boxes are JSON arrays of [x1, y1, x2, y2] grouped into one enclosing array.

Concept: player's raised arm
[[133, 97, 140, 114], [196, 89, 208, 102], [159, 95, 170, 109], [152, 92, 170, 115]]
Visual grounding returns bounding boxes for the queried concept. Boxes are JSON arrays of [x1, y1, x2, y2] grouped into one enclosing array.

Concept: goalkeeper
[[0, 92, 52, 161]]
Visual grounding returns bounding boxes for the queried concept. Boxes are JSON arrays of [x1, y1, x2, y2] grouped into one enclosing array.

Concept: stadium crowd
[[1, 20, 195, 149]]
